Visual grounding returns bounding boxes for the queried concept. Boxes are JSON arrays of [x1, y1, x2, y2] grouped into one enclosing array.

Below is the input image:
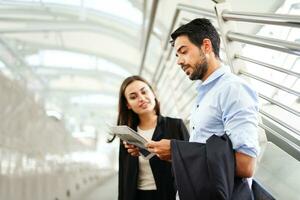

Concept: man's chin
[[186, 72, 193, 80], [189, 74, 201, 80], [189, 74, 197, 80]]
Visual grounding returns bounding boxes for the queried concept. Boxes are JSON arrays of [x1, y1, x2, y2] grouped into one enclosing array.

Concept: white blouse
[[137, 126, 157, 190]]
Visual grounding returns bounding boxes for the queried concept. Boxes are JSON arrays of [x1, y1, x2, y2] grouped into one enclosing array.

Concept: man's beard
[[189, 56, 208, 80]]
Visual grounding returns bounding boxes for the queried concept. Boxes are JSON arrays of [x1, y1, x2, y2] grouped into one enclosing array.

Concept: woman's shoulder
[[158, 116, 186, 130], [158, 115, 189, 140], [159, 115, 183, 124]]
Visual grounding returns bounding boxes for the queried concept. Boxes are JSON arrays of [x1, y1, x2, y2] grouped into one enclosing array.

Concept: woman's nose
[[138, 95, 146, 101]]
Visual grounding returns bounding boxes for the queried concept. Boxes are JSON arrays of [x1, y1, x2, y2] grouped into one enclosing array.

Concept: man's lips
[[182, 65, 190, 75], [181, 65, 188, 71]]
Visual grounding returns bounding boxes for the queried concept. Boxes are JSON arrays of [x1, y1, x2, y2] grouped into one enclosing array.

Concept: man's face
[[174, 35, 208, 80]]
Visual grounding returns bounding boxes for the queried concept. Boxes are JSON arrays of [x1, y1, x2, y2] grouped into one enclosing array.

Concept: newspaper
[[108, 125, 155, 160]]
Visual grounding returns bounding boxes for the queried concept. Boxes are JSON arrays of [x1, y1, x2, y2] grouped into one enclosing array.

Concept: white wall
[[0, 73, 114, 200]]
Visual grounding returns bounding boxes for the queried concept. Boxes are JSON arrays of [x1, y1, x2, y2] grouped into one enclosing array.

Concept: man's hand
[[123, 141, 140, 157], [147, 139, 171, 161], [235, 152, 256, 178]]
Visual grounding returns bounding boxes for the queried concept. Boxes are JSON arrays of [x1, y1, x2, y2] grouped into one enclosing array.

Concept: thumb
[[146, 141, 154, 148], [147, 140, 158, 148]]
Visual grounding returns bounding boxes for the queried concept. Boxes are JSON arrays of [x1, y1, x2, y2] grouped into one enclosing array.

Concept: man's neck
[[201, 57, 221, 81]]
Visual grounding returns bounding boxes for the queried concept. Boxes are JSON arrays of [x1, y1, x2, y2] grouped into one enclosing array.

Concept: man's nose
[[177, 56, 184, 65]]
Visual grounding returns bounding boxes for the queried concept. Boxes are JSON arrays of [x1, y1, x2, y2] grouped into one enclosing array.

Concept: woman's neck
[[138, 112, 158, 130]]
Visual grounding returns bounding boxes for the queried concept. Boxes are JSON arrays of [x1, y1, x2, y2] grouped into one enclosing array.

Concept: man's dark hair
[[171, 18, 220, 58]]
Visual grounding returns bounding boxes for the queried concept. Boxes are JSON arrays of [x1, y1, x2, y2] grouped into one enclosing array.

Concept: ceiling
[[0, 0, 288, 145], [0, 0, 146, 140]]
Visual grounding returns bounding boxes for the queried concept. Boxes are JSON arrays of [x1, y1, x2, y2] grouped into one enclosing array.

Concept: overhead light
[[46, 109, 63, 120], [70, 94, 117, 106], [291, 3, 300, 10]]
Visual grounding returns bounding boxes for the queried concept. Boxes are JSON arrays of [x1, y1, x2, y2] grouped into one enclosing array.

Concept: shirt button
[[192, 126, 195, 130], [196, 104, 199, 108]]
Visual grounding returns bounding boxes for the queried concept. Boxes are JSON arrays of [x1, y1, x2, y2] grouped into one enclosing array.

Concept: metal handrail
[[235, 54, 300, 79], [151, 4, 214, 82], [177, 3, 215, 18], [222, 10, 300, 28], [240, 70, 300, 97], [155, 58, 177, 88], [152, 52, 167, 83], [174, 4, 215, 37], [138, 0, 158, 75], [259, 110, 300, 136], [258, 93, 300, 117], [227, 31, 300, 56], [258, 122, 300, 153]]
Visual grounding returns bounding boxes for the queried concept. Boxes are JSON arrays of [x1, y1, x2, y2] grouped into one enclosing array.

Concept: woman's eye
[[129, 95, 136, 100], [141, 90, 147, 95]]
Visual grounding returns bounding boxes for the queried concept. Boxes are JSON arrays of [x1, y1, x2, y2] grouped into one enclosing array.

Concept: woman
[[111, 75, 189, 200]]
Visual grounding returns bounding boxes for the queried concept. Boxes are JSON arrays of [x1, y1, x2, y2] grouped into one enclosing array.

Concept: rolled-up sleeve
[[221, 83, 260, 157]]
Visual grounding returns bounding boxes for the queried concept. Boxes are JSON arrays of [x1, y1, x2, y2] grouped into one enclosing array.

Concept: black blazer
[[118, 115, 189, 200], [171, 134, 253, 200]]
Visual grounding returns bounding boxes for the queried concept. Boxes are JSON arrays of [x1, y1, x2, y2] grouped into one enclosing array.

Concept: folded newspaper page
[[108, 125, 155, 160]]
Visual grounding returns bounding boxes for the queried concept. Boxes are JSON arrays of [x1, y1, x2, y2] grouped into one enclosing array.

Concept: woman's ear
[[127, 103, 131, 110]]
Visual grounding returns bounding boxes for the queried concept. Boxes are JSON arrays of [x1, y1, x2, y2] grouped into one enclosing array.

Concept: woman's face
[[124, 80, 156, 115]]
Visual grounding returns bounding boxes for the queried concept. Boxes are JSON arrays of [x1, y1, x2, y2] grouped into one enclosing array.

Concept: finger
[[146, 141, 156, 148], [123, 142, 130, 148], [129, 149, 140, 156], [132, 152, 139, 157], [128, 147, 139, 153], [129, 144, 137, 148], [127, 149, 135, 153], [147, 147, 156, 153], [124, 143, 135, 149], [127, 149, 133, 153]]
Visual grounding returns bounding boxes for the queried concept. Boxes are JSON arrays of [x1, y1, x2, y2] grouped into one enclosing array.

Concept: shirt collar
[[196, 66, 226, 90]]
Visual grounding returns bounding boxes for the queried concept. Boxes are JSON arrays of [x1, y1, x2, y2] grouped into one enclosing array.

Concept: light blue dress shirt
[[189, 66, 260, 157]]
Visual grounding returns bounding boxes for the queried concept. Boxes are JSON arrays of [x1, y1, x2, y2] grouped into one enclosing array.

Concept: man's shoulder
[[217, 72, 258, 106], [221, 70, 244, 83], [219, 72, 253, 90]]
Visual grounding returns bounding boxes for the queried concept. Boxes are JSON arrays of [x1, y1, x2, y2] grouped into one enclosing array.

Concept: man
[[147, 18, 259, 199]]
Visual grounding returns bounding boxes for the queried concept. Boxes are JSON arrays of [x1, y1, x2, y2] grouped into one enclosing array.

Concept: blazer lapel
[[152, 115, 165, 141]]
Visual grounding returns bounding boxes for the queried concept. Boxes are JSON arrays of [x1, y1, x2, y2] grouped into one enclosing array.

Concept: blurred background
[[0, 0, 299, 199]]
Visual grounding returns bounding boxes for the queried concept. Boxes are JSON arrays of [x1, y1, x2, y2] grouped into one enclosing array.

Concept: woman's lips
[[139, 102, 148, 108]]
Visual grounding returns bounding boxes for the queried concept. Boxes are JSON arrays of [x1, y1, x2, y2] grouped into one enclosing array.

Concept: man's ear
[[202, 38, 212, 54]]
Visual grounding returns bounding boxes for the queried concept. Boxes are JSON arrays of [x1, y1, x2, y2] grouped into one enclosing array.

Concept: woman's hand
[[123, 141, 140, 157]]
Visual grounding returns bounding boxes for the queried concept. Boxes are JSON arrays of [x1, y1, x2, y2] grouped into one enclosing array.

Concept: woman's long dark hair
[[108, 75, 160, 142]]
